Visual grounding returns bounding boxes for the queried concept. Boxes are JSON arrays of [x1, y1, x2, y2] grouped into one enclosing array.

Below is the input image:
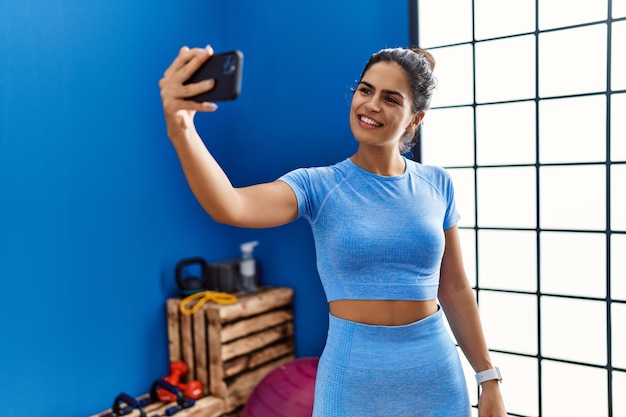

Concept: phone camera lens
[[223, 54, 236, 75]]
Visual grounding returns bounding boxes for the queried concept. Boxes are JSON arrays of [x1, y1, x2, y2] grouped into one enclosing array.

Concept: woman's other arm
[[438, 226, 506, 417]]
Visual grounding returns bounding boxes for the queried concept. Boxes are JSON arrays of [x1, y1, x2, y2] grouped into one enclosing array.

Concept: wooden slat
[[220, 309, 293, 343], [167, 299, 181, 361], [207, 308, 227, 397], [226, 355, 295, 409], [192, 309, 209, 393], [223, 340, 294, 377], [221, 322, 294, 362], [217, 287, 293, 322], [180, 312, 195, 381]]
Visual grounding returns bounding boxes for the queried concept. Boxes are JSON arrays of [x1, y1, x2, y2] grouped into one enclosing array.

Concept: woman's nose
[[364, 96, 381, 111]]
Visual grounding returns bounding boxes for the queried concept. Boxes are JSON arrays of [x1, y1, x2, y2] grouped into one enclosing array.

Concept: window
[[411, 1, 626, 415]]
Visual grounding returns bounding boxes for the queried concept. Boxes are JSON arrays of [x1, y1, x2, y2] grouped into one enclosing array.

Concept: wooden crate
[[167, 286, 295, 411]]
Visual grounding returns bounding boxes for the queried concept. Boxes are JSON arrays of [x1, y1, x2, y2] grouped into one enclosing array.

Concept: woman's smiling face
[[350, 61, 420, 150]]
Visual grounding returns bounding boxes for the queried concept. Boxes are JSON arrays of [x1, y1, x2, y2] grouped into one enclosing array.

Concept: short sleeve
[[442, 170, 461, 230], [278, 168, 313, 222]]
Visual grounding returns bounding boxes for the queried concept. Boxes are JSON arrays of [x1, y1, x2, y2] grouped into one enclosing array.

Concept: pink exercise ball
[[243, 357, 319, 417]]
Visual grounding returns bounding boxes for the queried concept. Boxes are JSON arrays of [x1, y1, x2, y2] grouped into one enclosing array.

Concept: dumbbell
[[157, 360, 203, 402]]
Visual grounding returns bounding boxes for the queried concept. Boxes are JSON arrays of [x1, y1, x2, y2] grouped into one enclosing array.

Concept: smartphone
[[184, 50, 243, 102]]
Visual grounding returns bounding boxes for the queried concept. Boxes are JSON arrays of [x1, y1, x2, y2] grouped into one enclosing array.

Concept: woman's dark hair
[[358, 47, 437, 153]]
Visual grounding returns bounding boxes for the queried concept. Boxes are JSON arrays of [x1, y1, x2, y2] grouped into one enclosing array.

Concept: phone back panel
[[184, 50, 243, 102]]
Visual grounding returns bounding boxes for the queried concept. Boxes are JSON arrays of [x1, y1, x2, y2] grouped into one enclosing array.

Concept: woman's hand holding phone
[[159, 45, 243, 138], [159, 46, 219, 137]]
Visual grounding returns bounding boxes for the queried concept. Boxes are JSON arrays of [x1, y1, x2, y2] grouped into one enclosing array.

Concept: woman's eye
[[385, 96, 399, 104], [358, 87, 371, 95]]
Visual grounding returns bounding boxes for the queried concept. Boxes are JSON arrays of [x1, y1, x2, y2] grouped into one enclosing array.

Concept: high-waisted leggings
[[312, 307, 471, 417]]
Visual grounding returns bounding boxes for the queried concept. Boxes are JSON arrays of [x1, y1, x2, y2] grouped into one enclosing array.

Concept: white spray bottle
[[239, 241, 259, 292]]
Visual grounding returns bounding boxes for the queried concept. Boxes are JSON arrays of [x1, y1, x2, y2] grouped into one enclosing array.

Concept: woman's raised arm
[[159, 46, 298, 228]]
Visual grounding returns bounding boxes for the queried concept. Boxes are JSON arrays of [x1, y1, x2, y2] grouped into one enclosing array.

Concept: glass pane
[[448, 168, 476, 228], [615, 371, 626, 417], [418, 0, 472, 48], [613, 93, 626, 162], [421, 107, 474, 166], [539, 0, 608, 30], [613, 303, 626, 369], [489, 352, 539, 417], [477, 167, 536, 228], [541, 297, 606, 365], [475, 35, 536, 103], [429, 44, 474, 107], [540, 231, 606, 298], [613, 164, 626, 230], [616, 0, 626, 18], [539, 95, 606, 164], [479, 292, 537, 354], [614, 21, 626, 91], [459, 228, 476, 288], [478, 230, 537, 292], [542, 361, 608, 417], [540, 165, 606, 230], [539, 25, 607, 97], [476, 102, 536, 166], [613, 234, 626, 301], [474, 0, 535, 40]]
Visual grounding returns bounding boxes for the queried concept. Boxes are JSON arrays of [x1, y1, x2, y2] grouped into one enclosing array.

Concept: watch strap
[[475, 367, 502, 384]]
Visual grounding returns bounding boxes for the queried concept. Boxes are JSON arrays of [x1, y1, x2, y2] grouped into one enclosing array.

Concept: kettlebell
[[175, 257, 209, 296]]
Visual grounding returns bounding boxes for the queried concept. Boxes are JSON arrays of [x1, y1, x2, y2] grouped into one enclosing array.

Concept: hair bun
[[410, 47, 436, 72]]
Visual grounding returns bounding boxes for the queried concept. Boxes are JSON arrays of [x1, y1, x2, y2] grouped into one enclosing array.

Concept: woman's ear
[[406, 111, 426, 133]]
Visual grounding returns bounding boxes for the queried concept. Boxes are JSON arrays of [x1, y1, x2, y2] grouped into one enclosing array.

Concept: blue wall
[[0, 1, 407, 415]]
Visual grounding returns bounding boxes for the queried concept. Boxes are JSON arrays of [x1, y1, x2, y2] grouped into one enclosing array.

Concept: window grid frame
[[410, 1, 625, 416]]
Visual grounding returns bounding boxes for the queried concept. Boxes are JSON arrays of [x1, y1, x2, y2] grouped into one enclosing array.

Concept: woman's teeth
[[360, 116, 382, 127]]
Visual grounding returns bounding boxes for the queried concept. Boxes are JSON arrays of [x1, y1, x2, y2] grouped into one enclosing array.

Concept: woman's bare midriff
[[329, 299, 438, 326]]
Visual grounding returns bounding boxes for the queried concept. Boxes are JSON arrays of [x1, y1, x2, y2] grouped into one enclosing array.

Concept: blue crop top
[[278, 157, 460, 302]]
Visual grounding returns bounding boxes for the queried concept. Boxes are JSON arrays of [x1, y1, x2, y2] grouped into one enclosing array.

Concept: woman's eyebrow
[[359, 80, 406, 99]]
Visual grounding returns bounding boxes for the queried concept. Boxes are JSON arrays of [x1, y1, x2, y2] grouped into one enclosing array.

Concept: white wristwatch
[[475, 367, 502, 384]]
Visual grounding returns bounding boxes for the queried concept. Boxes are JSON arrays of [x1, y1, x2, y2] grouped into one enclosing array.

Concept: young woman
[[159, 45, 507, 416]]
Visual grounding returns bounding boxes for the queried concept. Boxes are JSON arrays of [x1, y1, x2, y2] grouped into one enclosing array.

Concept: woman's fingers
[[160, 45, 218, 112], [163, 45, 213, 82], [162, 46, 190, 78], [160, 79, 218, 112], [181, 78, 216, 100], [159, 76, 215, 100]]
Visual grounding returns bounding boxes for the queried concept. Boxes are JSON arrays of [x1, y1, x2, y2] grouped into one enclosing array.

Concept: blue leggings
[[312, 307, 471, 417]]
